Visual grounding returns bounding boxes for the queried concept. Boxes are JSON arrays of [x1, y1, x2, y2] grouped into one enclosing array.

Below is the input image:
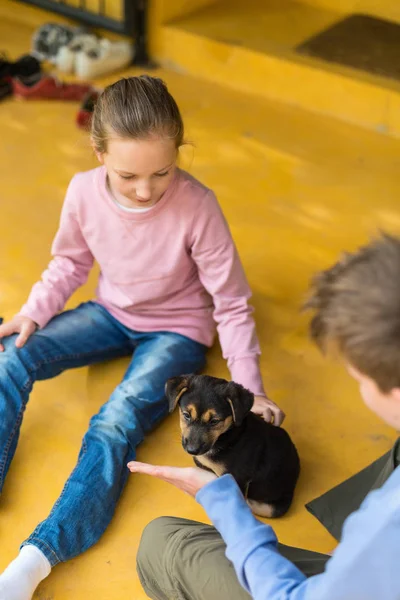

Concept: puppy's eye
[[209, 418, 222, 425], [182, 412, 191, 422]]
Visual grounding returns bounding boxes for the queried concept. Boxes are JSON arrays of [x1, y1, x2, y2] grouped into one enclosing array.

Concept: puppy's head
[[165, 374, 254, 456]]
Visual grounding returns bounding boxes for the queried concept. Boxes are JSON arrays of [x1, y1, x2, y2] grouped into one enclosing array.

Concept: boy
[[129, 234, 400, 600]]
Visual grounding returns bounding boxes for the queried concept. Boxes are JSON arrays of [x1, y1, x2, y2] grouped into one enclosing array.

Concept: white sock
[[0, 545, 51, 600]]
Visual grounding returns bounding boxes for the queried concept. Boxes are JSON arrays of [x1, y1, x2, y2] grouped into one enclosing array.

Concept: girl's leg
[[22, 331, 207, 565], [0, 302, 134, 600], [0, 301, 132, 494]]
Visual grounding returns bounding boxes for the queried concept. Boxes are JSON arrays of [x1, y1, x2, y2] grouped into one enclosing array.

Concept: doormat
[[296, 14, 400, 81]]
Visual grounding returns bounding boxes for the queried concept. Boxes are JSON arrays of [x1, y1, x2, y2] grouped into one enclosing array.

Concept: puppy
[[166, 374, 300, 518]]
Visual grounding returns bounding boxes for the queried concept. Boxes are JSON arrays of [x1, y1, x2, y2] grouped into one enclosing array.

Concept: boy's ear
[[225, 382, 254, 426], [165, 375, 193, 413]]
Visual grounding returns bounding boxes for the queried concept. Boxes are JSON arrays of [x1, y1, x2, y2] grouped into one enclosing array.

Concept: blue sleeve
[[196, 475, 308, 600], [196, 474, 400, 600]]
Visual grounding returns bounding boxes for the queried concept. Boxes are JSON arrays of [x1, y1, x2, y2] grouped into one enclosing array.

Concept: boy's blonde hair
[[305, 234, 400, 392], [91, 76, 184, 153]]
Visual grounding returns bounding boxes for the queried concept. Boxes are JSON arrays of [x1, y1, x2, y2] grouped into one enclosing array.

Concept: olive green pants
[[136, 517, 329, 600], [306, 438, 400, 540], [137, 439, 400, 599]]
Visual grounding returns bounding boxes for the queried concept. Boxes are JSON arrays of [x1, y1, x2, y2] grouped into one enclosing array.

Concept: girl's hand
[[127, 461, 217, 497], [252, 395, 286, 426], [0, 316, 37, 352]]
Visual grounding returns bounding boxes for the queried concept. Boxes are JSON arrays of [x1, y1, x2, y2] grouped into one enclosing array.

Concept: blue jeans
[[0, 301, 207, 566]]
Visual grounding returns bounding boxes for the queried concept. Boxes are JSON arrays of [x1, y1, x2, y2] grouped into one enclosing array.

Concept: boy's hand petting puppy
[[252, 395, 285, 426]]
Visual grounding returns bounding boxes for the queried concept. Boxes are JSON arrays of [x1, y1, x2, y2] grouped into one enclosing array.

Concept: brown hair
[[91, 75, 184, 153], [304, 234, 400, 392]]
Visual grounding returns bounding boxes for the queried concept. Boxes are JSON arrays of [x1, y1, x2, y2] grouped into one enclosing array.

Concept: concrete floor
[[0, 0, 399, 598]]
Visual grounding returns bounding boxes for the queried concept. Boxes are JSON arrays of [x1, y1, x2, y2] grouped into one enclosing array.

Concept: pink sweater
[[20, 167, 265, 396]]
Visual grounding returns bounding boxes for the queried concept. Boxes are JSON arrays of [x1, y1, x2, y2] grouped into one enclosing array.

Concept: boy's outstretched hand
[[127, 461, 217, 497], [252, 395, 285, 426], [0, 316, 37, 352]]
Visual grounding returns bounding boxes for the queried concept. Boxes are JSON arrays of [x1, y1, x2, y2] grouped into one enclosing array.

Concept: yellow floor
[[1, 1, 400, 599]]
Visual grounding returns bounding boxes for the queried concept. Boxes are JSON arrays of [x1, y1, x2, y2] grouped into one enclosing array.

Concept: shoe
[[56, 33, 100, 74], [0, 53, 41, 81], [0, 53, 41, 101], [76, 88, 101, 129], [32, 23, 78, 63], [75, 39, 134, 79], [12, 74, 92, 101], [12, 54, 42, 78]]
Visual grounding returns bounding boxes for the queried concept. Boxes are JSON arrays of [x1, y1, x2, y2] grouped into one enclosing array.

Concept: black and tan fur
[[166, 374, 300, 518]]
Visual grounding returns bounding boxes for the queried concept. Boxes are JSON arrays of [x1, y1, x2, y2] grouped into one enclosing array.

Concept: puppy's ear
[[165, 375, 193, 413], [225, 382, 254, 426]]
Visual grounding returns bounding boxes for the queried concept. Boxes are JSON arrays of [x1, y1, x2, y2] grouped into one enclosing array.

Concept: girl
[[0, 76, 284, 600]]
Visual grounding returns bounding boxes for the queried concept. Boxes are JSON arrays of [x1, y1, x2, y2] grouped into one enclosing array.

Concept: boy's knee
[[136, 517, 183, 600], [137, 516, 179, 565], [137, 517, 188, 575]]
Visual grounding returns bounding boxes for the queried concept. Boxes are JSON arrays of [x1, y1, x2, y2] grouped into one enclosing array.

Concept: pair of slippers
[[32, 23, 134, 79]]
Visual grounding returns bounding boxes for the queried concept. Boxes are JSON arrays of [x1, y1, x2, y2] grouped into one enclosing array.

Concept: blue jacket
[[197, 467, 400, 599]]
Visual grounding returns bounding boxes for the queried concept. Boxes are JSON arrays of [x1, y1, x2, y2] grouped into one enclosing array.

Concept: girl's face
[[96, 136, 178, 209]]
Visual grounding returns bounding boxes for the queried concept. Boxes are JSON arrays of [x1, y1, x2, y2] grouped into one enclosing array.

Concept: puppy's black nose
[[186, 445, 201, 455], [182, 437, 206, 455]]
